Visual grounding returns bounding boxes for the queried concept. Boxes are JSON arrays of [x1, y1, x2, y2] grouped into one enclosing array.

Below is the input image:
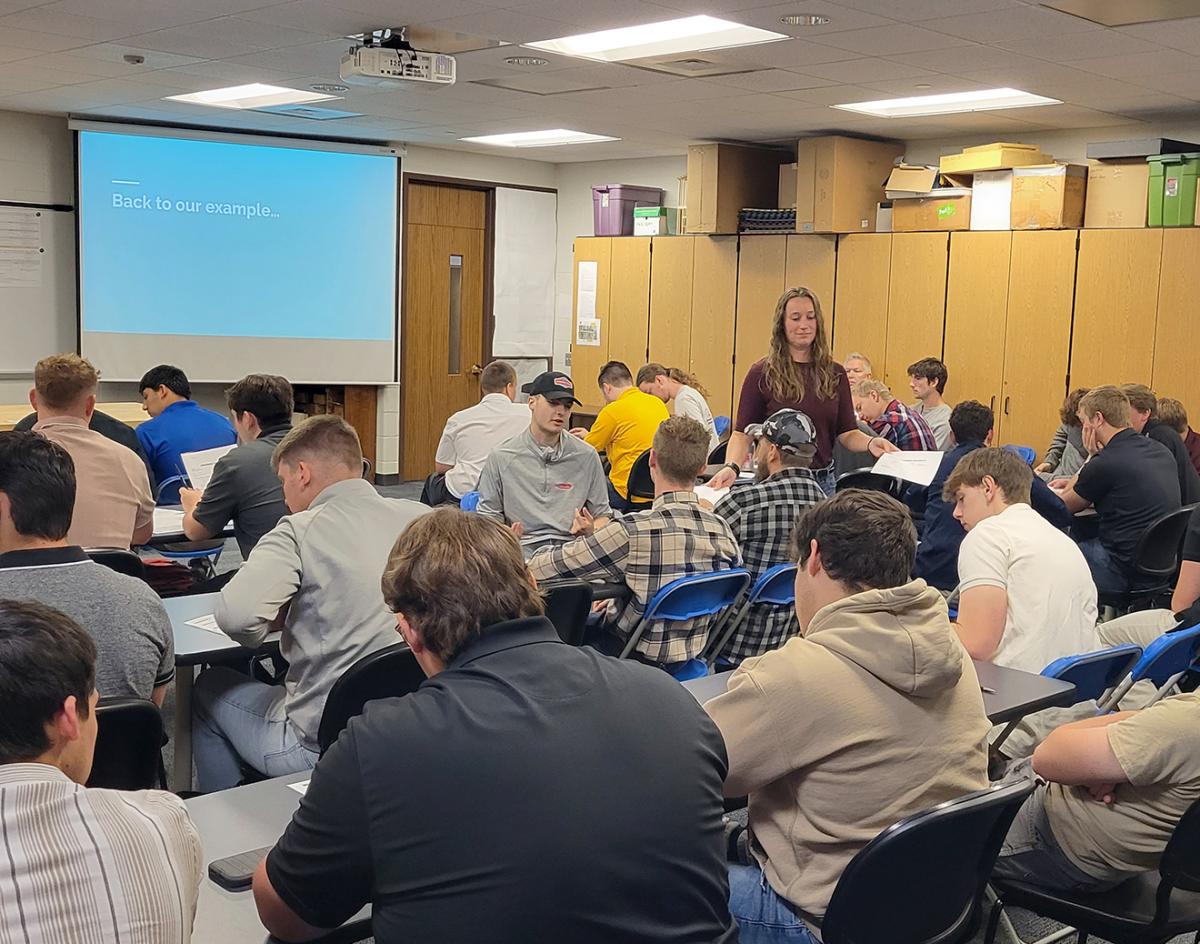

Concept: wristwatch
[[726, 462, 741, 475]]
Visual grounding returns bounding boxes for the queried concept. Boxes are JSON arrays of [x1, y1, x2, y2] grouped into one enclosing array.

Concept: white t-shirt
[[958, 502, 1099, 673], [435, 393, 530, 499], [673, 385, 719, 452]]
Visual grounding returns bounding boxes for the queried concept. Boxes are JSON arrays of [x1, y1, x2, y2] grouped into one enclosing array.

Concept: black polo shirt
[[1075, 428, 1181, 574], [265, 617, 737, 944]]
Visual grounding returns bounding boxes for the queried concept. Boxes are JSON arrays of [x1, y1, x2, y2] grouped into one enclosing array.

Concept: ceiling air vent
[[628, 54, 759, 78], [254, 104, 364, 120]]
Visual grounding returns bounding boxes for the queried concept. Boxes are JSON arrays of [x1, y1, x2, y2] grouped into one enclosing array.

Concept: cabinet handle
[[989, 395, 996, 413], [1004, 396, 1010, 416]]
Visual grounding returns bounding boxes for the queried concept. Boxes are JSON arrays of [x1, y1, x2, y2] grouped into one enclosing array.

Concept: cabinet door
[[648, 236, 694, 370], [784, 234, 837, 327], [570, 237, 612, 413], [1001, 230, 1077, 452], [1152, 229, 1200, 409], [607, 237, 652, 378], [1070, 229, 1163, 388], [884, 232, 949, 394], [690, 236, 738, 419], [832, 234, 891, 367], [733, 236, 788, 404], [943, 231, 1011, 415]]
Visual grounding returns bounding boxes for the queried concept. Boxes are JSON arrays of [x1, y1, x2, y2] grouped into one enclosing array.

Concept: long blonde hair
[[636, 363, 709, 397], [762, 287, 837, 402]]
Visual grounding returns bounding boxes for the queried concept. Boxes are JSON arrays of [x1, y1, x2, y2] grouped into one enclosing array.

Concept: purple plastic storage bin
[[592, 184, 665, 236]]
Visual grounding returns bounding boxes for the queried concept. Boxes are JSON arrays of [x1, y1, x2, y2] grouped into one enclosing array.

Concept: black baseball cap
[[522, 371, 581, 405], [745, 409, 817, 455]]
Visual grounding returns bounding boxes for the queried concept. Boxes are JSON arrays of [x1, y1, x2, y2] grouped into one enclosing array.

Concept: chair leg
[[984, 894, 1005, 944]]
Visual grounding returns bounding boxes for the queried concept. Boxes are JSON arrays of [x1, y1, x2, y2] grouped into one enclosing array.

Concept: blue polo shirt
[[135, 400, 237, 505]]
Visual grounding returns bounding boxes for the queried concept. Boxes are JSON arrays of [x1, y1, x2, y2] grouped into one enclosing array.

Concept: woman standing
[[636, 363, 720, 451], [709, 287, 894, 494]]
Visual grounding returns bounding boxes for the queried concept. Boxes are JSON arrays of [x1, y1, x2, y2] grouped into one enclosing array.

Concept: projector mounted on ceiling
[[339, 27, 457, 89]]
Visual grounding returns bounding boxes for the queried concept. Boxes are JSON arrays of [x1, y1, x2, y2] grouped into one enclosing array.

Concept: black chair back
[[835, 470, 904, 499], [543, 581, 594, 647], [822, 778, 1035, 944], [707, 440, 728, 464], [317, 644, 425, 754], [1160, 796, 1200, 895], [85, 549, 146, 581], [626, 449, 655, 503], [87, 698, 164, 791], [1134, 505, 1196, 580]]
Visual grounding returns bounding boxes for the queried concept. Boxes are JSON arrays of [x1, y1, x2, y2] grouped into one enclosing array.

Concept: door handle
[[469, 364, 483, 377]]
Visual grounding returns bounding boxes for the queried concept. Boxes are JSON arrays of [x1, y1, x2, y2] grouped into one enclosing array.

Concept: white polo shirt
[[435, 394, 531, 499], [958, 502, 1099, 673]]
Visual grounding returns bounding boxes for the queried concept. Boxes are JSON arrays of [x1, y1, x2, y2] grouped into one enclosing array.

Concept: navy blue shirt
[[135, 400, 236, 505], [910, 442, 1073, 591]]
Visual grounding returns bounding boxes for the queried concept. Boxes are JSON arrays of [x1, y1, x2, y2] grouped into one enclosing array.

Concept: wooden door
[[690, 236, 738, 418], [1000, 230, 1077, 452], [570, 237, 612, 414], [607, 237, 652, 377], [733, 236, 787, 403], [648, 236, 694, 370], [1152, 229, 1200, 409], [402, 181, 488, 480], [884, 232, 949, 394], [1070, 229, 1163, 388], [943, 231, 1012, 416], [831, 234, 890, 366], [784, 234, 837, 328]]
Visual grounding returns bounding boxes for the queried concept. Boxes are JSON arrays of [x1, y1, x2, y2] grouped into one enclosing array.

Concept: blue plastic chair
[[714, 415, 731, 436], [703, 563, 797, 667], [991, 643, 1143, 750], [1003, 445, 1037, 467], [1102, 622, 1200, 710], [459, 490, 481, 511], [618, 568, 751, 663], [154, 474, 187, 504]]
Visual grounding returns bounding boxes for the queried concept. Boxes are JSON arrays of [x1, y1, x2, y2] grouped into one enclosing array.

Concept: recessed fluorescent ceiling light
[[834, 87, 1060, 118], [461, 129, 619, 147], [526, 15, 787, 62], [165, 83, 340, 110]]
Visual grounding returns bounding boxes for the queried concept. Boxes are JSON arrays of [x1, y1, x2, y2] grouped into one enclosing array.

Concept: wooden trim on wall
[[402, 171, 557, 195]]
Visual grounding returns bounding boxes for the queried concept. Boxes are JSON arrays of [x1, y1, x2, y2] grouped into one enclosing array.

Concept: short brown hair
[[480, 361, 516, 395], [942, 447, 1033, 505], [272, 415, 361, 473], [598, 361, 632, 388], [907, 356, 948, 395], [790, 490, 916, 593], [1079, 385, 1131, 428], [852, 379, 890, 400], [381, 509, 544, 663], [636, 363, 709, 397], [652, 416, 709, 483], [1060, 388, 1089, 427], [225, 374, 293, 427], [1120, 383, 1157, 417], [1157, 397, 1189, 436], [34, 354, 98, 411]]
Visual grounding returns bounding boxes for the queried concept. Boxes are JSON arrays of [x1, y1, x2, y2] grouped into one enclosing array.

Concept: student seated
[[1122, 383, 1200, 503], [13, 405, 149, 472], [180, 373, 292, 558], [572, 360, 669, 511], [833, 352, 877, 477], [706, 490, 989, 943], [907, 356, 952, 449], [712, 409, 825, 663], [252, 510, 737, 944], [1035, 388, 1089, 480], [193, 416, 428, 791], [637, 362, 720, 451], [994, 694, 1200, 893], [852, 379, 937, 451], [477, 371, 611, 554], [136, 364, 236, 505], [422, 360, 529, 507], [0, 600, 201, 942], [529, 416, 740, 670], [1158, 396, 1200, 477], [29, 354, 154, 549], [1052, 386, 1181, 595], [910, 401, 1071, 592], [0, 432, 174, 704]]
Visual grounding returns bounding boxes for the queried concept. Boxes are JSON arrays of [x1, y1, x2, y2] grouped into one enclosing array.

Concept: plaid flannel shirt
[[527, 491, 741, 665], [870, 399, 938, 451], [712, 467, 826, 663]]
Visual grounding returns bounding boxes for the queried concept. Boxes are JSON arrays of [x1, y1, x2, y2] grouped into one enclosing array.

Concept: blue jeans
[[728, 863, 822, 944], [1077, 537, 1130, 595], [814, 465, 836, 497], [192, 665, 318, 793]]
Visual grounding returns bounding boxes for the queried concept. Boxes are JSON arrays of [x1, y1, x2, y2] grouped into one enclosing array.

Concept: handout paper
[[871, 450, 945, 487]]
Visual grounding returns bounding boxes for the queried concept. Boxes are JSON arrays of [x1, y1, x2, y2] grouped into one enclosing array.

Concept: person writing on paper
[[852, 379, 938, 451], [708, 288, 894, 497], [637, 363, 720, 452], [136, 364, 236, 505]]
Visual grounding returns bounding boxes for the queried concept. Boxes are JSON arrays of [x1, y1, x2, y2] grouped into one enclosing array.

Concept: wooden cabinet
[[733, 236, 788, 403], [607, 237, 652, 377], [884, 232, 948, 393], [648, 236, 695, 371], [784, 234, 837, 317], [943, 231, 1011, 416], [1152, 229, 1200, 409], [570, 237, 612, 414], [690, 236, 738, 418], [831, 234, 890, 365]]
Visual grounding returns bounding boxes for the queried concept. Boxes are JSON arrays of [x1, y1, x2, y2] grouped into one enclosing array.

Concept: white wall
[[404, 144, 556, 189]]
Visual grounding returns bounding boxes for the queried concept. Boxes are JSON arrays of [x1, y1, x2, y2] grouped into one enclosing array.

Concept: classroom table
[[186, 772, 370, 943], [683, 661, 1076, 725], [148, 505, 236, 544], [0, 401, 147, 432]]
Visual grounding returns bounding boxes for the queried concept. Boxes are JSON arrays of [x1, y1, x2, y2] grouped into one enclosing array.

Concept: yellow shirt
[[586, 387, 670, 499]]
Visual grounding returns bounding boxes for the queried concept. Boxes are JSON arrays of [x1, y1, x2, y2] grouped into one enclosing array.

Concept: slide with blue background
[[79, 131, 397, 341]]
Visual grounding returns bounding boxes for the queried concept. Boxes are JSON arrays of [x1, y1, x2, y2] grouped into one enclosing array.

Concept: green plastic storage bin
[[1148, 152, 1200, 227]]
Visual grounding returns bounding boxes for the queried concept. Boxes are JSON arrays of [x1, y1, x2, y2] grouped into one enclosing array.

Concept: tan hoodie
[[706, 580, 990, 921]]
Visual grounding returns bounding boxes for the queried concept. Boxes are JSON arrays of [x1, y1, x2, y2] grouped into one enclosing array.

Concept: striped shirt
[[0, 763, 202, 943], [528, 491, 741, 665]]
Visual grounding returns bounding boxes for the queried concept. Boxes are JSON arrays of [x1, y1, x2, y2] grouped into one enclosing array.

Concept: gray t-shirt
[[0, 547, 174, 699], [192, 424, 290, 557]]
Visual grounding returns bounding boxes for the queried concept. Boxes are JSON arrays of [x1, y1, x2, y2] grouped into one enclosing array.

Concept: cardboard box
[[632, 206, 679, 235], [796, 135, 904, 233], [1011, 163, 1086, 229], [891, 190, 972, 232], [970, 170, 1013, 230], [779, 163, 797, 209], [884, 164, 938, 198], [685, 143, 790, 233], [939, 142, 1049, 174]]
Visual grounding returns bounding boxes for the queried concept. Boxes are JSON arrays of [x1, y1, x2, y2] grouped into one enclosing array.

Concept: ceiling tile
[[0, 41, 37, 61], [210, 38, 350, 74], [705, 67, 839, 91], [0, 8, 137, 42], [122, 16, 328, 59], [715, 2, 896, 34], [716, 36, 866, 69], [835, 0, 1022, 19], [1133, 71, 1200, 100], [798, 56, 939, 83], [420, 9, 575, 42], [1116, 17, 1200, 53], [995, 27, 1163, 62], [232, 1, 387, 36], [67, 42, 208, 69], [50, 0, 285, 25], [859, 74, 992, 96], [813, 23, 972, 55], [1070, 49, 1200, 79], [499, 0, 680, 32], [0, 25, 89, 51], [774, 82, 887, 104], [923, 5, 1100, 43], [885, 43, 1029, 74]]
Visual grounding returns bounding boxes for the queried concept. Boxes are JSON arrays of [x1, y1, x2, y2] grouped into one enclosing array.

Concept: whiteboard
[[492, 188, 557, 357], [0, 205, 76, 376]]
